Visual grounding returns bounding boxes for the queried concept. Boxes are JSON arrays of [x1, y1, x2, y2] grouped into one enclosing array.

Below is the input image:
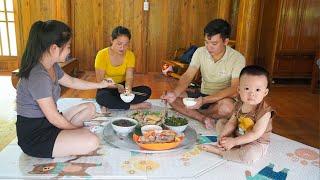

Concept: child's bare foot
[[200, 144, 224, 156], [204, 117, 215, 129], [130, 102, 152, 110]]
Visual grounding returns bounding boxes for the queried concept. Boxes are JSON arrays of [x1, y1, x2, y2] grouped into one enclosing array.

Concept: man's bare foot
[[200, 144, 224, 156], [130, 102, 152, 110], [203, 117, 215, 129]]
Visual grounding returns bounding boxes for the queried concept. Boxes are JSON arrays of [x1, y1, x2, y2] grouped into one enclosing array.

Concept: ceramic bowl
[[120, 93, 135, 103], [182, 97, 197, 107], [111, 117, 138, 136], [164, 123, 188, 134]]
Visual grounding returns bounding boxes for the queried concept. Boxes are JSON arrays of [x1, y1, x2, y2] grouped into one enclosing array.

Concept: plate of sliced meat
[[132, 130, 184, 150]]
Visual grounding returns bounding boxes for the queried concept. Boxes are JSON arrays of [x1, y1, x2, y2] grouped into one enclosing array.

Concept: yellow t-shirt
[[94, 47, 135, 83]]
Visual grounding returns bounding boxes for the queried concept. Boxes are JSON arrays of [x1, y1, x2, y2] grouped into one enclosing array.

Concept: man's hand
[[187, 96, 203, 109], [219, 137, 236, 150], [161, 91, 177, 103]]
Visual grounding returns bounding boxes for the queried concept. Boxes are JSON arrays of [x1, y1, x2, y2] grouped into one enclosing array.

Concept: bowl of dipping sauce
[[111, 117, 138, 136]]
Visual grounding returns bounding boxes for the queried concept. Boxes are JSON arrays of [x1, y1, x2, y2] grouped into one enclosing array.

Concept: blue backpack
[[179, 45, 198, 64]]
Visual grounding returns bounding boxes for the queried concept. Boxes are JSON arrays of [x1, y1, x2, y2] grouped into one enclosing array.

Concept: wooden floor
[[1, 71, 319, 148]]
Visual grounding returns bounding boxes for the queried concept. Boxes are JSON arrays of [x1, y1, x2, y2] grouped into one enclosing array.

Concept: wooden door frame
[[0, 0, 23, 71]]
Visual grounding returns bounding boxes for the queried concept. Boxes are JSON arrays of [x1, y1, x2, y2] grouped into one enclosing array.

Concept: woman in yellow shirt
[[95, 26, 151, 110]]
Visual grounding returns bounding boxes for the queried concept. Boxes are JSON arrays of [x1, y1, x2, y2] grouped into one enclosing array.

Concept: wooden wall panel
[[146, 0, 169, 72], [256, 0, 281, 74], [229, 0, 240, 40], [132, 1, 146, 73], [17, 0, 70, 53], [102, 0, 145, 73], [146, 0, 219, 72], [298, 0, 319, 53], [13, 0, 223, 73], [256, 0, 319, 79], [71, 0, 145, 72], [192, 0, 220, 45], [236, 0, 261, 65], [277, 0, 301, 53], [217, 0, 232, 21], [56, 0, 71, 26], [70, 0, 220, 72], [71, 0, 103, 71]]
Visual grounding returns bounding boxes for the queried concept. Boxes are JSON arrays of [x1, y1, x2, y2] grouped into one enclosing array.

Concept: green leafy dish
[[164, 116, 188, 126]]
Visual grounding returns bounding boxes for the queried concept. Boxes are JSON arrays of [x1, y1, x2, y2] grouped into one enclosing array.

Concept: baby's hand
[[219, 137, 236, 150]]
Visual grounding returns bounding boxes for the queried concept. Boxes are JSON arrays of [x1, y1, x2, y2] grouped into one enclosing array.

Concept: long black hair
[[18, 20, 72, 78]]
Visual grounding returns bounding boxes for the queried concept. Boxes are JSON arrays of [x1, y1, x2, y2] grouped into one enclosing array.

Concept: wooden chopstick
[[164, 90, 168, 118], [103, 80, 147, 96]]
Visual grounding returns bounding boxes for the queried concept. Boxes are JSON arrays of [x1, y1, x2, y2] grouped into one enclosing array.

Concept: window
[[0, 0, 17, 56]]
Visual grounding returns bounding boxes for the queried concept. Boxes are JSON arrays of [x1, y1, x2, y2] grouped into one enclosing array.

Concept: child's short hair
[[240, 65, 270, 86]]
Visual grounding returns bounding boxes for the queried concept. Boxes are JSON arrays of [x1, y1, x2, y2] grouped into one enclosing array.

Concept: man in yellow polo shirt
[[162, 19, 245, 129]]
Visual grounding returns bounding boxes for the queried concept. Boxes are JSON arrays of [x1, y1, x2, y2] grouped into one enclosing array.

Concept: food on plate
[[131, 111, 164, 126], [141, 125, 163, 136], [138, 130, 178, 144]]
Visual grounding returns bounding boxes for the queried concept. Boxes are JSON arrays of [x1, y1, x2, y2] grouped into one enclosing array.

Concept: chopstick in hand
[[163, 91, 168, 118]]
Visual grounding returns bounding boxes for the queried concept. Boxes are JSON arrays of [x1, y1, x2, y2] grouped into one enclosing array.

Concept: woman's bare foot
[[100, 106, 108, 114], [94, 106, 111, 118], [130, 102, 152, 110], [200, 144, 224, 156]]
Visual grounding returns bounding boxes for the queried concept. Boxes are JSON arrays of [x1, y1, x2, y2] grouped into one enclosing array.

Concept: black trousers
[[96, 83, 151, 110]]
